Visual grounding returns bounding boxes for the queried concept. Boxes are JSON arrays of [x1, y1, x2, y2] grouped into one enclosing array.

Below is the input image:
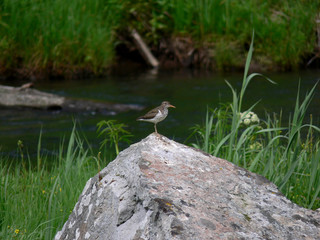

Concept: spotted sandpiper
[[137, 101, 176, 133]]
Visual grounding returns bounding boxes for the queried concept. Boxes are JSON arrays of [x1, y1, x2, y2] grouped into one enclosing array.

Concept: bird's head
[[162, 101, 176, 108]]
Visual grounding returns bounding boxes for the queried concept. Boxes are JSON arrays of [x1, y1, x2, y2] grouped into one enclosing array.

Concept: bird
[[137, 101, 176, 133]]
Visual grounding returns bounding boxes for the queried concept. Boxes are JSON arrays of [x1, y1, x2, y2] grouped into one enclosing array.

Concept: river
[[0, 69, 319, 159]]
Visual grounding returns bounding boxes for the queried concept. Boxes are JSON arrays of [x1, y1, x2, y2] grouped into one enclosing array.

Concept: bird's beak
[[169, 104, 176, 108]]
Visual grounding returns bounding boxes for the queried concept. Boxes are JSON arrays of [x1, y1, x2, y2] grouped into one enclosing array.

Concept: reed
[[189, 33, 320, 209]]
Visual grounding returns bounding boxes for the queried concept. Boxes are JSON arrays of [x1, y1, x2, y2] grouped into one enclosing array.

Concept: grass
[[167, 0, 319, 69], [0, 127, 107, 239], [0, 0, 319, 76], [189, 33, 320, 210], [0, 0, 122, 75]]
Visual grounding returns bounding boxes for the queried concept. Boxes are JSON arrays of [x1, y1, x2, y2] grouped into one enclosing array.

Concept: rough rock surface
[[55, 133, 320, 240], [0, 84, 143, 112]]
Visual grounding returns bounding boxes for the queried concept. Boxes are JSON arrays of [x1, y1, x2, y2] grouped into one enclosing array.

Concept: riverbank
[[0, 0, 319, 80]]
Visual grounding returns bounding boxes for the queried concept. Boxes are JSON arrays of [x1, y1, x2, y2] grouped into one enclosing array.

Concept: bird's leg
[[154, 124, 158, 133]]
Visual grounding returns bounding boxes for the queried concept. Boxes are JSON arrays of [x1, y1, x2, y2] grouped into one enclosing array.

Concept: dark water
[[1, 69, 319, 158]]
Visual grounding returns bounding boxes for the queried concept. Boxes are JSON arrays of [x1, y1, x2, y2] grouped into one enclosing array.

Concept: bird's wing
[[137, 108, 160, 120]]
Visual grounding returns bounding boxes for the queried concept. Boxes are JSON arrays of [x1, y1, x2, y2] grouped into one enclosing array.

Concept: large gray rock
[[55, 133, 320, 240]]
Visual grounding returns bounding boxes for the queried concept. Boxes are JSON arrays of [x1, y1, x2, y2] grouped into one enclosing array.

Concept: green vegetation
[[166, 0, 319, 69], [0, 0, 122, 76], [0, 0, 319, 77], [0, 34, 319, 239], [189, 34, 320, 209], [97, 119, 132, 156], [0, 128, 107, 239]]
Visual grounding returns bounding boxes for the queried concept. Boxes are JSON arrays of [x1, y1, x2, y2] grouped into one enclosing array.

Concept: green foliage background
[[0, 0, 319, 75]]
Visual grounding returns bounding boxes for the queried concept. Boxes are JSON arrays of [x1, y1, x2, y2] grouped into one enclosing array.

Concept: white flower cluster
[[249, 141, 263, 150], [240, 111, 260, 126]]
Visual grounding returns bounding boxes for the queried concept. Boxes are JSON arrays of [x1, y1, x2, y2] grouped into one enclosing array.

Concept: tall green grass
[[168, 0, 319, 69], [0, 0, 319, 76], [0, 128, 106, 239], [0, 0, 122, 74], [189, 33, 320, 209]]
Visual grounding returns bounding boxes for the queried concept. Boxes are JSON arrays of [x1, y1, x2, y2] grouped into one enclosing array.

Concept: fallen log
[[0, 84, 143, 113], [131, 29, 159, 68]]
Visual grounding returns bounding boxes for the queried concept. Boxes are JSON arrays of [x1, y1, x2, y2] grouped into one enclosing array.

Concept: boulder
[[55, 133, 320, 240]]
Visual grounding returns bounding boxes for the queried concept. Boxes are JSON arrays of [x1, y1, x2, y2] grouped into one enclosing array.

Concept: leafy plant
[[97, 119, 132, 155]]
